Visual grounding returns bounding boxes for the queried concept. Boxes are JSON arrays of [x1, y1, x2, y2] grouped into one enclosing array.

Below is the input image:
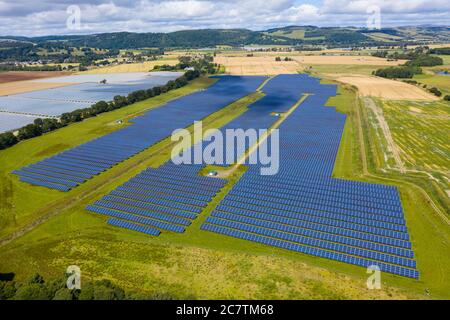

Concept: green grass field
[[0, 75, 449, 299]]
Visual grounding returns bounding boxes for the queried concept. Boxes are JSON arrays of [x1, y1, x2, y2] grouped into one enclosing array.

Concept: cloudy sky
[[0, 0, 449, 36]]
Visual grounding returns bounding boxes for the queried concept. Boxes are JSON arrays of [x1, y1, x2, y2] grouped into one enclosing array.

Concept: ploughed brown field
[[0, 71, 71, 84], [0, 71, 75, 96]]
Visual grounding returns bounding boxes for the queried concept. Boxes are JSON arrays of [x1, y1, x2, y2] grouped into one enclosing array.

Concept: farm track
[[363, 97, 406, 173]]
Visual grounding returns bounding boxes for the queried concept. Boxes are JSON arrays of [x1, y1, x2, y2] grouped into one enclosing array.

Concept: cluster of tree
[[444, 95, 450, 101], [0, 273, 181, 300], [372, 47, 443, 67], [402, 79, 418, 85], [0, 70, 200, 151], [275, 57, 293, 61], [0, 41, 119, 67], [153, 55, 218, 74], [429, 47, 450, 55], [373, 47, 444, 79], [0, 44, 38, 61], [405, 55, 443, 67], [428, 87, 442, 97], [371, 51, 389, 58], [373, 66, 422, 79]]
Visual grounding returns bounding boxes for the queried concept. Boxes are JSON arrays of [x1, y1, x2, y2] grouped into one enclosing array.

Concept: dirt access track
[[336, 75, 439, 101]]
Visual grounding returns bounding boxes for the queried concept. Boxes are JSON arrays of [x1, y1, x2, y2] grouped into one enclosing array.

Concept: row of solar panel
[[210, 211, 413, 258], [233, 181, 402, 211], [120, 182, 212, 202], [87, 159, 226, 235], [217, 203, 407, 247], [108, 218, 161, 236], [103, 195, 198, 220], [226, 188, 402, 218], [122, 175, 219, 195], [141, 168, 226, 187], [220, 196, 406, 229], [87, 205, 186, 233], [241, 174, 399, 201], [206, 216, 415, 268], [94, 200, 191, 226], [110, 190, 203, 214], [117, 184, 208, 207], [201, 223, 419, 279]]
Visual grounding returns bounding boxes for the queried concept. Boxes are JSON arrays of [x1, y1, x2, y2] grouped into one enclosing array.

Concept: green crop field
[[414, 74, 450, 96], [380, 100, 450, 174], [0, 75, 449, 300]]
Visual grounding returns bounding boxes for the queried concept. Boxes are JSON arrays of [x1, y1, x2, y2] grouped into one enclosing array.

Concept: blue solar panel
[[80, 74, 418, 278], [107, 218, 161, 236], [14, 76, 266, 191], [195, 74, 419, 279]]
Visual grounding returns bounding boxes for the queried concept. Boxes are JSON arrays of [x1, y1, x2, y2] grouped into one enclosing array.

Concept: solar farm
[[0, 72, 182, 133], [12, 74, 419, 279]]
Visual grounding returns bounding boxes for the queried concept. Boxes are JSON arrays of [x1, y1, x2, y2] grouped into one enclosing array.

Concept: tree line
[[0, 64, 62, 72], [0, 273, 183, 300], [0, 69, 201, 151]]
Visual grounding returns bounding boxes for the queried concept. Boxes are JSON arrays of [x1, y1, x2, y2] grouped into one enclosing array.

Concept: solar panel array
[[87, 162, 226, 235], [0, 72, 183, 118], [199, 74, 419, 279], [13, 76, 267, 191], [15, 72, 418, 278], [0, 113, 38, 133]]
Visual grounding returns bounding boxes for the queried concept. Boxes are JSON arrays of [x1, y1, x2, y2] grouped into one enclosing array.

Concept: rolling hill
[[0, 26, 449, 50]]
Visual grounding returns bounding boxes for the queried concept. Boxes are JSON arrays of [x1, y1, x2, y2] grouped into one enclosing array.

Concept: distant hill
[[1, 26, 449, 50]]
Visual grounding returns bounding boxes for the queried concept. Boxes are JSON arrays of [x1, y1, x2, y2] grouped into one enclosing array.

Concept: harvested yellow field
[[336, 75, 439, 101], [216, 55, 406, 75], [0, 81, 77, 96], [290, 55, 406, 65], [80, 60, 179, 74], [215, 56, 301, 75]]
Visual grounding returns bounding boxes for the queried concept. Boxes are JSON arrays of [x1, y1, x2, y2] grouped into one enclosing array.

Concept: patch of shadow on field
[[34, 143, 70, 157], [88, 126, 121, 135], [0, 272, 15, 281]]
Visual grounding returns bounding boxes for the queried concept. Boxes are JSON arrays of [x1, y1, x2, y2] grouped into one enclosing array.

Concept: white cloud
[[0, 0, 448, 36]]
